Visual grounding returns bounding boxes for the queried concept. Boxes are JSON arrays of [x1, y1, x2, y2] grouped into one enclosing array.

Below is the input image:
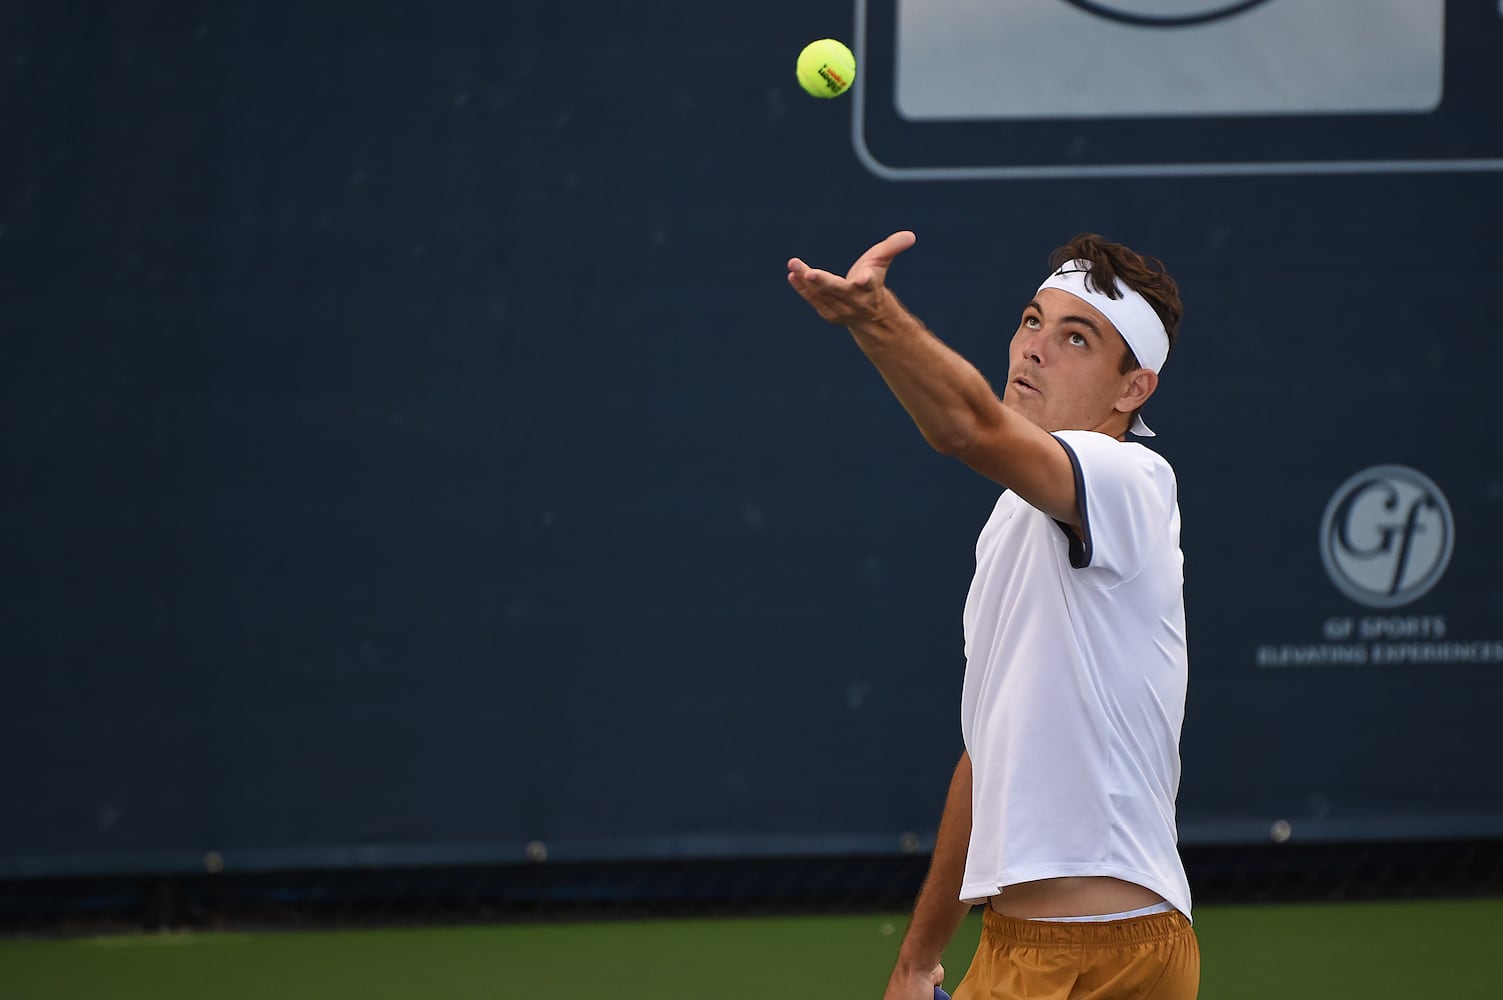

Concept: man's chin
[[1002, 396, 1048, 429]]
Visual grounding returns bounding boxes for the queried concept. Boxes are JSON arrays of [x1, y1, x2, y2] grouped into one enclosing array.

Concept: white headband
[[1036, 259, 1169, 437]]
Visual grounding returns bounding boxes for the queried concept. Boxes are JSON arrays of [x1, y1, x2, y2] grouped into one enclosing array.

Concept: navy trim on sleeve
[[1051, 435, 1091, 569]]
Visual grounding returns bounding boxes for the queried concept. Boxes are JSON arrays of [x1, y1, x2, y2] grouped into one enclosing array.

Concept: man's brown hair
[[1048, 234, 1182, 373]]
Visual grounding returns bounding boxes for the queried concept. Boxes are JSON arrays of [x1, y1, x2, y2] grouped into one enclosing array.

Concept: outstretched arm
[[884, 750, 975, 1000], [787, 232, 1079, 525]]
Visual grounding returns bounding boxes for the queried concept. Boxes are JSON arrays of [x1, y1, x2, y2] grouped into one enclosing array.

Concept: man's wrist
[[895, 944, 943, 975], [850, 289, 916, 342]]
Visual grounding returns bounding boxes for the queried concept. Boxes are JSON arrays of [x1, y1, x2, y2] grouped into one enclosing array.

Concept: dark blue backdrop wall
[[3, 1, 1501, 879]]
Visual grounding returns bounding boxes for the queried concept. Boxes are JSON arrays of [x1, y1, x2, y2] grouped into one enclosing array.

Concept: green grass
[[2, 898, 1499, 999]]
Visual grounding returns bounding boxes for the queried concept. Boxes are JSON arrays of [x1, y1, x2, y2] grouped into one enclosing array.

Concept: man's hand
[[883, 961, 945, 1000], [786, 230, 918, 328]]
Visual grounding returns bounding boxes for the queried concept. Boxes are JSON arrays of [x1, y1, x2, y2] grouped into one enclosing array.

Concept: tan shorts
[[952, 906, 1200, 1000]]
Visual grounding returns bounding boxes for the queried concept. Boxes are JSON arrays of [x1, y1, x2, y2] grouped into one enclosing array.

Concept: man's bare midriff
[[987, 876, 1165, 918]]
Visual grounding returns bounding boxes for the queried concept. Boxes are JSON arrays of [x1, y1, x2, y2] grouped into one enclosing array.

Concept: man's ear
[[1115, 368, 1159, 414]]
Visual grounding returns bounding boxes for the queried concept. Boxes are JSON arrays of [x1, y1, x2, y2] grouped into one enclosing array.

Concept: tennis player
[[787, 231, 1198, 1000]]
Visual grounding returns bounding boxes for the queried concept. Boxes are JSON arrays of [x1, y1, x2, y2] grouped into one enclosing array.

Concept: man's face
[[1000, 287, 1143, 435]]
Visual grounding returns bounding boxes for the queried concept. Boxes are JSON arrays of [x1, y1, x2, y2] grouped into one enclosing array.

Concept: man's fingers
[[883, 230, 918, 255], [791, 231, 916, 283], [857, 230, 918, 270], [790, 266, 847, 293], [789, 232, 914, 323], [845, 230, 917, 289], [787, 258, 829, 286]]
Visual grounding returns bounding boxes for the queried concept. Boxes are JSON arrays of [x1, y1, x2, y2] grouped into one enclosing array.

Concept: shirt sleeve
[[1050, 429, 1177, 581]]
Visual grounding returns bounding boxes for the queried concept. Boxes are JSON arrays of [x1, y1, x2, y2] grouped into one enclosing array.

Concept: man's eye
[[1024, 316, 1041, 329], [1069, 332, 1088, 346]]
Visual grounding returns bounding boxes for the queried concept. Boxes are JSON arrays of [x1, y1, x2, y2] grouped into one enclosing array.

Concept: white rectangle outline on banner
[[850, 0, 1503, 181]]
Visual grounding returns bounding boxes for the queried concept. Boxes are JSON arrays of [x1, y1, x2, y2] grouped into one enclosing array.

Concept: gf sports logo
[[1258, 465, 1500, 669], [1319, 465, 1454, 609]]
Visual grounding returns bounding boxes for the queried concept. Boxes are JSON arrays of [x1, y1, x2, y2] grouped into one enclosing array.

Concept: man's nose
[[1021, 329, 1046, 364]]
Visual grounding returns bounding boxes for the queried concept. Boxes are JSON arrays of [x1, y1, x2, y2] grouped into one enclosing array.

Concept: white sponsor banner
[[895, 0, 1444, 120]]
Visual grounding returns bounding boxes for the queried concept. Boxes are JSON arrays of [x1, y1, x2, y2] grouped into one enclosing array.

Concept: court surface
[[3, 898, 1498, 999]]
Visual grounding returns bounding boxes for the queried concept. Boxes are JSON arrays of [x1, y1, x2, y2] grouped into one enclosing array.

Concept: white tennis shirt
[[959, 429, 1193, 919]]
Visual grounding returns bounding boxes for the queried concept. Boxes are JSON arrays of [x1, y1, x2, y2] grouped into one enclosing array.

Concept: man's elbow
[[925, 412, 1002, 460], [923, 422, 977, 458]]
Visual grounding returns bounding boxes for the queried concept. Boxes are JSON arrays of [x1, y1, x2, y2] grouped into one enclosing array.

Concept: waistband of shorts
[[982, 904, 1190, 947]]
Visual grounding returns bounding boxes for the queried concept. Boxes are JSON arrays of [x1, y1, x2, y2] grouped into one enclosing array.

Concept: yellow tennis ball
[[796, 38, 856, 99]]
